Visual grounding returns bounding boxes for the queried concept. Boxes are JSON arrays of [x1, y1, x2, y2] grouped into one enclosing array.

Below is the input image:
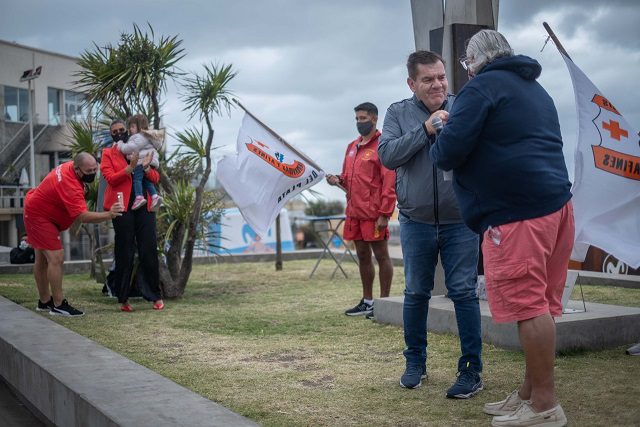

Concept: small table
[[298, 215, 358, 279]]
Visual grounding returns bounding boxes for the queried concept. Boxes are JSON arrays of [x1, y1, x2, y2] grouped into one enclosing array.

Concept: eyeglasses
[[459, 57, 472, 71], [111, 128, 126, 134]]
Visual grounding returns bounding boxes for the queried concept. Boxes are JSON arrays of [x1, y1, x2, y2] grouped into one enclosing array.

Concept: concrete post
[[410, 0, 498, 295], [411, 0, 499, 93]]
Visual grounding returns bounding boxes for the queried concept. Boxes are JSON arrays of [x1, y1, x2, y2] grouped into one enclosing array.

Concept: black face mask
[[356, 121, 374, 136], [111, 130, 129, 143], [81, 172, 96, 183]]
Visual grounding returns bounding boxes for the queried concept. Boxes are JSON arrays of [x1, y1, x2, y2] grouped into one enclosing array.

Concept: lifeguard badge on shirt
[[590, 95, 640, 180]]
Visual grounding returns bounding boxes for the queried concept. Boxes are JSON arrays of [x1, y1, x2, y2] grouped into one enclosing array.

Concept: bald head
[[74, 152, 97, 169], [73, 152, 98, 182]]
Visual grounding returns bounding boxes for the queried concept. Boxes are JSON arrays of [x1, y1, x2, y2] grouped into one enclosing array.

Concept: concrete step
[[0, 296, 258, 427], [375, 295, 640, 351]]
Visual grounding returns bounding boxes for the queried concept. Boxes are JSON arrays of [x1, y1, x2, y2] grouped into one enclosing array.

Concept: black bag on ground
[[10, 247, 35, 264], [104, 257, 156, 300]]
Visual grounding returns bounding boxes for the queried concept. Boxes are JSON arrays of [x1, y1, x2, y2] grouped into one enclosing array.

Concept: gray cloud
[[2, 0, 638, 201]]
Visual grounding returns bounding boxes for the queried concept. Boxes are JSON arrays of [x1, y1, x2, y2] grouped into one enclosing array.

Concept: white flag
[[216, 112, 324, 237], [563, 54, 640, 268]]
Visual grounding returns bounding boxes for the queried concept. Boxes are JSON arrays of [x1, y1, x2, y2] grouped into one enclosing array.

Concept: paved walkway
[[0, 379, 43, 427]]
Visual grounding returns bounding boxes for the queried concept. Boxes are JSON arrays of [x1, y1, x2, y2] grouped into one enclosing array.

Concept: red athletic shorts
[[343, 217, 389, 242], [482, 201, 575, 323], [24, 209, 63, 251]]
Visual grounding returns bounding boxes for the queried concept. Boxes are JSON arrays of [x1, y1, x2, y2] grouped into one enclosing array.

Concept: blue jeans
[[400, 215, 482, 373], [133, 165, 157, 198]]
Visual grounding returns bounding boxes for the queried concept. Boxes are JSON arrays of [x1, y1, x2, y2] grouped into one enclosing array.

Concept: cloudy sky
[[2, 0, 639, 201]]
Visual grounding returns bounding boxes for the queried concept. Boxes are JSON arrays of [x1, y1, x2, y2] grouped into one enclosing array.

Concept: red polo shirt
[[24, 161, 88, 249]]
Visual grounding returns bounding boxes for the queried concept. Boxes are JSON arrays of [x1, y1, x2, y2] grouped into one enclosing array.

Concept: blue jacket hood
[[479, 55, 542, 80]]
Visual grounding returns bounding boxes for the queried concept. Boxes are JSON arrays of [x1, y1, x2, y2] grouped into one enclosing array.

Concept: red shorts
[[482, 201, 574, 323], [343, 217, 389, 242], [24, 210, 63, 251]]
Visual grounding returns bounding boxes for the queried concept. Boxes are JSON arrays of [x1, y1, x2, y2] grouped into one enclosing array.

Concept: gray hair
[[466, 29, 513, 74]]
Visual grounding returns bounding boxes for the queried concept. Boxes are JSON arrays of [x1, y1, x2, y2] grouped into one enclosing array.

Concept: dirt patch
[[300, 375, 334, 389]]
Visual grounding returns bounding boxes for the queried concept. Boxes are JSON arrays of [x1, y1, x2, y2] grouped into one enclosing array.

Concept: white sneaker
[[484, 390, 523, 415], [492, 401, 567, 427]]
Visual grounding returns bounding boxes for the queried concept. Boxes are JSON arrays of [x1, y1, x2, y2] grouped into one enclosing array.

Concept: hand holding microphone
[[429, 112, 452, 181], [431, 115, 443, 134], [426, 110, 448, 135]]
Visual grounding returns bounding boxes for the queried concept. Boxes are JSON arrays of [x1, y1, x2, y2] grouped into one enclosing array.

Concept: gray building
[[0, 39, 95, 260]]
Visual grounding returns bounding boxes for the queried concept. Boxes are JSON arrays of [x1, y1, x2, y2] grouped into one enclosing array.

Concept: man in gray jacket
[[378, 51, 483, 398]]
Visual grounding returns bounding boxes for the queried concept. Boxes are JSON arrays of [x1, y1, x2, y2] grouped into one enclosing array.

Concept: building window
[[48, 87, 62, 125], [3, 85, 30, 122], [64, 90, 86, 122]]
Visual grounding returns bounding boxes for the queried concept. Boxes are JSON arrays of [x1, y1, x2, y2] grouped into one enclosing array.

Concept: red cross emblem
[[602, 120, 628, 141]]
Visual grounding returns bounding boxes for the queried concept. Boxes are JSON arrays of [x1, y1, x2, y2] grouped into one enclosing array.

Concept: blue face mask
[[357, 121, 374, 136]]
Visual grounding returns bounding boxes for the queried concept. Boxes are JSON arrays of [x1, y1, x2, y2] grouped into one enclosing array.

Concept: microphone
[[431, 116, 452, 181], [431, 116, 443, 134]]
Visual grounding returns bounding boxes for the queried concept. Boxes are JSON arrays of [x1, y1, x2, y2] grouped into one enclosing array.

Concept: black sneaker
[[446, 369, 483, 399], [344, 299, 373, 316], [36, 297, 54, 312], [50, 299, 84, 317], [365, 308, 375, 320], [400, 364, 427, 389]]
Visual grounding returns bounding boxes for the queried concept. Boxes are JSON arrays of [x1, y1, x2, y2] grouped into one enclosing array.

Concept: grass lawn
[[1, 260, 639, 426]]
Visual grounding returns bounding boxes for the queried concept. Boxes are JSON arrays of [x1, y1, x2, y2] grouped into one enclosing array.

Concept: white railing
[[0, 185, 26, 210]]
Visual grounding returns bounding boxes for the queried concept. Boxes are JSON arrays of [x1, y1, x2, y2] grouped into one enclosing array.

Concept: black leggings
[[112, 205, 161, 304]]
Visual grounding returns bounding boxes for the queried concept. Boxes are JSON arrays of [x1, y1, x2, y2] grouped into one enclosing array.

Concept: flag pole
[[233, 99, 324, 172], [543, 22, 572, 61], [275, 215, 283, 271]]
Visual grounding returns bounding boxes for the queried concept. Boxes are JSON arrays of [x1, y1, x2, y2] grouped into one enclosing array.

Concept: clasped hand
[[126, 152, 153, 174]]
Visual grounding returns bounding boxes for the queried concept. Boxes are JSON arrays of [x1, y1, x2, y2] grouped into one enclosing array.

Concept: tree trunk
[[159, 220, 187, 297], [81, 224, 97, 279], [157, 111, 218, 298]]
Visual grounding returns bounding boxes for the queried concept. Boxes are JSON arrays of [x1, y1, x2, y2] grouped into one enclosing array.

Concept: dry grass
[[1, 260, 639, 426]]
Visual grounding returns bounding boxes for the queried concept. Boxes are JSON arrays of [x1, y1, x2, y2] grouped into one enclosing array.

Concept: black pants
[[112, 206, 161, 304]]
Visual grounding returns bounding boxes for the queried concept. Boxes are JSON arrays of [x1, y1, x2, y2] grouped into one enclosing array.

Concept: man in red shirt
[[327, 102, 397, 317], [24, 152, 123, 317]]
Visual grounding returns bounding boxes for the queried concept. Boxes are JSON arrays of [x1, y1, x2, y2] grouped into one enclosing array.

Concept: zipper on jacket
[[432, 163, 439, 224], [346, 143, 359, 204]]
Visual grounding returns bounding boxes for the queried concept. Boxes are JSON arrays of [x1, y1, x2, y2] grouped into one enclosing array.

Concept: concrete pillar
[[8, 216, 17, 247], [410, 0, 497, 295], [443, 0, 498, 93], [62, 230, 70, 261], [410, 0, 444, 52], [411, 0, 499, 93]]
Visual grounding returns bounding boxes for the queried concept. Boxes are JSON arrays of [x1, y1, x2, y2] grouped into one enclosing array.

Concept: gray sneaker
[[626, 342, 640, 356], [484, 390, 523, 415]]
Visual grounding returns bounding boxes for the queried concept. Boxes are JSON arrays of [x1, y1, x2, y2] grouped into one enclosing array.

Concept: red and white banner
[[216, 112, 324, 237], [563, 54, 640, 268]]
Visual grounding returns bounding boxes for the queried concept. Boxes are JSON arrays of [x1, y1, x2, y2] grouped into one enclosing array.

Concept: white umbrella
[[19, 168, 29, 187]]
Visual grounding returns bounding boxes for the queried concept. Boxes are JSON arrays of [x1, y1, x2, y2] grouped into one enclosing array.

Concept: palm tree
[[75, 23, 185, 130], [74, 24, 235, 297], [65, 120, 108, 282]]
